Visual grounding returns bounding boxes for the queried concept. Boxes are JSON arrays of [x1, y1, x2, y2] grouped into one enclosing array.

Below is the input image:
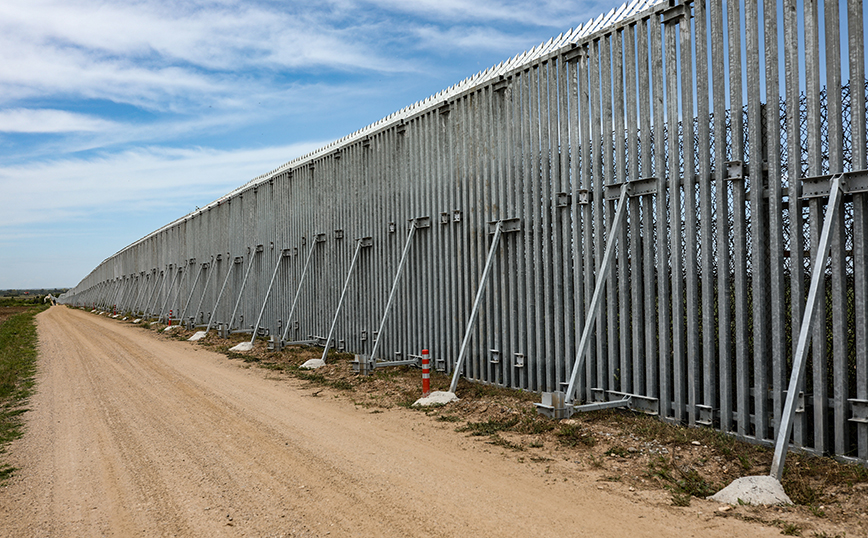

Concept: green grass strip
[[0, 306, 46, 482]]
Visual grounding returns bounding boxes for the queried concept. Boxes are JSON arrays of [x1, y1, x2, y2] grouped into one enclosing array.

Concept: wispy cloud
[[0, 141, 327, 228], [0, 108, 119, 133]]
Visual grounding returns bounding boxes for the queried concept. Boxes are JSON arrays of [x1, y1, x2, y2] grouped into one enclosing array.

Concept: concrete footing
[[188, 331, 206, 341], [413, 391, 459, 407], [300, 359, 325, 369], [229, 341, 254, 352], [709, 476, 792, 505]]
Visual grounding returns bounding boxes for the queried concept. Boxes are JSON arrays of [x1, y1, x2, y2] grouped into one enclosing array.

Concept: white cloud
[[0, 0, 411, 112], [0, 108, 119, 133], [0, 141, 327, 228], [361, 0, 605, 27]]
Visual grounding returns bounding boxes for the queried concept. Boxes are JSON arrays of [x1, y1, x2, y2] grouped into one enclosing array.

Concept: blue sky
[[0, 0, 609, 289]]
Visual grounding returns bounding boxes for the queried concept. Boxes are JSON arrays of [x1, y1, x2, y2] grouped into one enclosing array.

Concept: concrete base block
[[300, 358, 326, 369], [413, 391, 459, 407], [188, 331, 207, 341], [709, 476, 792, 505], [229, 341, 254, 352]]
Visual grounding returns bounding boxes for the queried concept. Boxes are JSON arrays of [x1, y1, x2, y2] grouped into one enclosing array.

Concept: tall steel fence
[[62, 0, 868, 465]]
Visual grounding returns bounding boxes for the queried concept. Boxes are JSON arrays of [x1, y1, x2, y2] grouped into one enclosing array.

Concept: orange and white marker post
[[168, 309, 172, 326], [421, 349, 431, 397]]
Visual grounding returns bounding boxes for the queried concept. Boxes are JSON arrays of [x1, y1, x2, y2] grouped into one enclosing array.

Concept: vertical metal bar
[[848, 0, 868, 462], [613, 28, 632, 395], [728, 0, 750, 438], [651, 14, 670, 417], [559, 54, 574, 392], [695, 0, 716, 420], [638, 17, 657, 400], [591, 38, 608, 397], [824, 0, 848, 459], [782, 0, 805, 446], [764, 0, 786, 441], [679, 5, 697, 427], [601, 33, 618, 397], [746, 0, 768, 440], [771, 174, 844, 480], [449, 221, 505, 393], [625, 21, 644, 395], [565, 183, 630, 404], [666, 10, 684, 420], [321, 238, 364, 363], [805, 0, 827, 456]]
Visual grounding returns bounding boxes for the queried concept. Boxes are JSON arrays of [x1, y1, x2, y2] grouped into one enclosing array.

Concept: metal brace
[[490, 349, 500, 364], [556, 192, 572, 207]]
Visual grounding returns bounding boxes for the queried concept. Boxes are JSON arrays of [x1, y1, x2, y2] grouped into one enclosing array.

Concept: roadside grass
[[0, 305, 47, 482]]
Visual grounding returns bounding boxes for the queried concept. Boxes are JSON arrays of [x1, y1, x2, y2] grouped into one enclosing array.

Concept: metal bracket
[[440, 212, 450, 225], [563, 43, 585, 62], [360, 330, 368, 341], [281, 249, 292, 257], [534, 391, 571, 419], [662, 0, 691, 23], [255, 244, 264, 253], [605, 178, 662, 201], [311, 334, 328, 347], [389, 222, 397, 233], [696, 404, 714, 426], [413, 216, 431, 229], [725, 160, 745, 180], [513, 353, 525, 368], [577, 189, 592, 205], [490, 349, 500, 364], [488, 218, 521, 235], [315, 233, 327, 243], [359, 236, 373, 248], [492, 76, 509, 93], [453, 210, 461, 223], [556, 192, 572, 207], [848, 399, 868, 424], [334, 229, 344, 239], [801, 169, 868, 199], [234, 256, 243, 264]]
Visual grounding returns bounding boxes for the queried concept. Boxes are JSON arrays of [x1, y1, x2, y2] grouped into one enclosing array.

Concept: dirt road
[[0, 307, 781, 537]]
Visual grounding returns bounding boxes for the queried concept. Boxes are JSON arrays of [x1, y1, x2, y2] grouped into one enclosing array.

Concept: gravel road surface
[[0, 306, 780, 537]]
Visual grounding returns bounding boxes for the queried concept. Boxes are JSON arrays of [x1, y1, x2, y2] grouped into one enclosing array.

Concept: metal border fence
[[61, 0, 868, 465]]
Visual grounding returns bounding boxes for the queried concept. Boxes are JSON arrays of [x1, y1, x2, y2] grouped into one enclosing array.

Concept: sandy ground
[[0, 306, 784, 537]]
